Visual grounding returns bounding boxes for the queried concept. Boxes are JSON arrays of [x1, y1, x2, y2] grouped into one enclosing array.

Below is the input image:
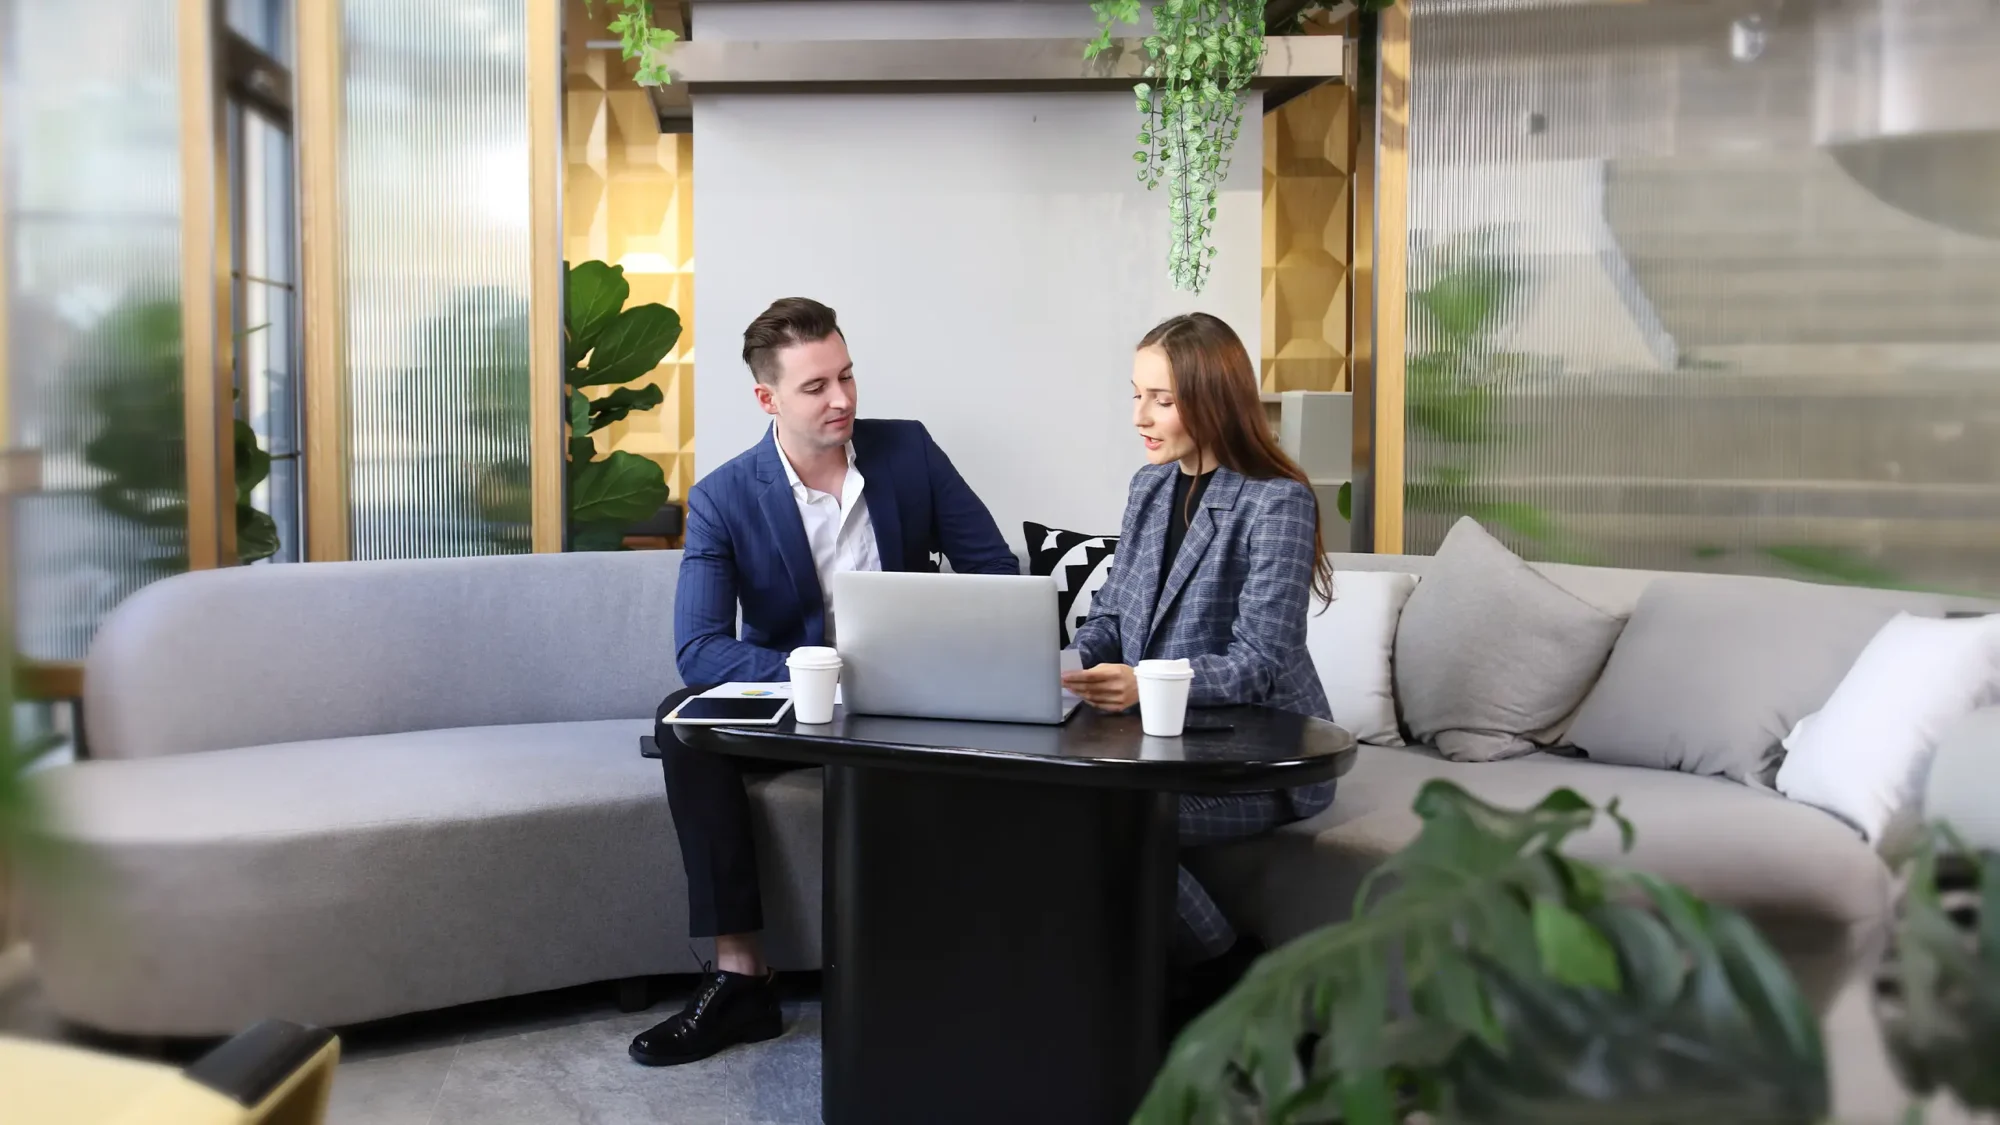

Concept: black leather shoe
[[629, 966, 783, 1066]]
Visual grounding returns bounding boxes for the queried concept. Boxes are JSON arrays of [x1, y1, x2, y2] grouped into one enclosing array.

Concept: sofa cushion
[[1776, 613, 2000, 843], [1564, 577, 1924, 786], [24, 720, 824, 1034], [1024, 521, 1119, 648], [1393, 518, 1625, 762], [1305, 570, 1420, 746], [1188, 745, 1894, 1008]]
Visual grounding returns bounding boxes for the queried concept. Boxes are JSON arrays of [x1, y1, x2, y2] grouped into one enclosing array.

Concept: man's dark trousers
[[655, 687, 815, 938]]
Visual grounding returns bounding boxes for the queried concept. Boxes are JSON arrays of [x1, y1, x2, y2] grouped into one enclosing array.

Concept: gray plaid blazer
[[1073, 464, 1333, 723]]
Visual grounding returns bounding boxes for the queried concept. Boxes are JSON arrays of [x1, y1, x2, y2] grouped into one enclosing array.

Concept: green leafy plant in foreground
[[1, 651, 78, 897], [1875, 825, 2000, 1120], [564, 260, 679, 551], [1137, 781, 1828, 1125], [0, 708, 62, 882]]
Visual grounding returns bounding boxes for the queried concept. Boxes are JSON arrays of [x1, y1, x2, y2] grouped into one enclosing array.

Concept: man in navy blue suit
[[631, 297, 1018, 1067]]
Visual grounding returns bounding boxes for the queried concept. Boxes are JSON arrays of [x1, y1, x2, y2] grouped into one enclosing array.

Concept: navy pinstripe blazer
[[674, 420, 1017, 685], [1073, 464, 1332, 723]]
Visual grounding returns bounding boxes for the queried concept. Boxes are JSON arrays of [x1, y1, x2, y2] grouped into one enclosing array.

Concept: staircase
[[1408, 148, 2000, 594]]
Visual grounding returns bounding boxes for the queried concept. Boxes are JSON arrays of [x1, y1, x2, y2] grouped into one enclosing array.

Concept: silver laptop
[[830, 571, 1084, 724]]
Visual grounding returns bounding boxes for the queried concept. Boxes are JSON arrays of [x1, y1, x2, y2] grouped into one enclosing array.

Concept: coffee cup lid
[[1135, 658, 1194, 679], [787, 646, 842, 669]]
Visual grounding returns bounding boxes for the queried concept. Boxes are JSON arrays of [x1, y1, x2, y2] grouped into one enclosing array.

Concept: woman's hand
[[1062, 664, 1139, 712]]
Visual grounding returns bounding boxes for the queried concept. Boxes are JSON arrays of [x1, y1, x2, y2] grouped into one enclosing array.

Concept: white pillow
[[1306, 571, 1421, 745], [1775, 612, 2000, 842]]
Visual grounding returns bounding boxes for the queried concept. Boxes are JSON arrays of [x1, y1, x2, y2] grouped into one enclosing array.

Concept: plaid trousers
[[1176, 780, 1337, 963]]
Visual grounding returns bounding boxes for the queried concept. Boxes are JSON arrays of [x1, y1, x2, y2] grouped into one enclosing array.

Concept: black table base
[[823, 762, 1178, 1125], [683, 704, 1354, 1124]]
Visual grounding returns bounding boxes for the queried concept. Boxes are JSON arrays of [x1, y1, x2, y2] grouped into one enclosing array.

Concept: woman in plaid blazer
[[1062, 312, 1337, 1020]]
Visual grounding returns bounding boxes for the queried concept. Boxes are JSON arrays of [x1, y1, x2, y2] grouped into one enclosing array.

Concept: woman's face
[[1132, 345, 1198, 469]]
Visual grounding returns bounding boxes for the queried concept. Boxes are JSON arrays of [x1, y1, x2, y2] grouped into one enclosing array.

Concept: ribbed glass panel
[[342, 0, 532, 559], [1403, 0, 2000, 595], [4, 0, 186, 660]]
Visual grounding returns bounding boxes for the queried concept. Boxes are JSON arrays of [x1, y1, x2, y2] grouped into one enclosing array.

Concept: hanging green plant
[[1090, 2, 1401, 293], [1089, 0, 1266, 294], [586, 0, 679, 86]]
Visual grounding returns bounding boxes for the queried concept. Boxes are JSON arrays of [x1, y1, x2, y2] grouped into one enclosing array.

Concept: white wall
[[689, 6, 1262, 545], [693, 92, 1262, 544]]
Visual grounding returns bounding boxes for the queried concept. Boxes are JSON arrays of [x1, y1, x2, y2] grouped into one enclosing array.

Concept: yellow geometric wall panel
[[564, 1, 696, 505], [1262, 76, 1357, 394]]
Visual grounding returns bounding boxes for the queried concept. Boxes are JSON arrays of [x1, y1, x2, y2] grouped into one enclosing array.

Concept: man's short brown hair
[[741, 297, 843, 384]]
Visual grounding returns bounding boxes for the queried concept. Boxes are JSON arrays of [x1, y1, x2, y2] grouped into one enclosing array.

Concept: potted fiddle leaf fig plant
[[75, 298, 281, 568], [564, 260, 679, 551], [1137, 781, 1830, 1125]]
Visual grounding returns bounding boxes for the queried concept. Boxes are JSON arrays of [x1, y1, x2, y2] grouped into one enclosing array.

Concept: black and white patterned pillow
[[1024, 521, 1118, 647]]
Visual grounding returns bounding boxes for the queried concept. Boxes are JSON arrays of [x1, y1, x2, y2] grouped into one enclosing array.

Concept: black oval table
[[677, 704, 1356, 1125]]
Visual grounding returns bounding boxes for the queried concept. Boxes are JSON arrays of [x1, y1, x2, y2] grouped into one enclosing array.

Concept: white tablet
[[665, 695, 795, 726]]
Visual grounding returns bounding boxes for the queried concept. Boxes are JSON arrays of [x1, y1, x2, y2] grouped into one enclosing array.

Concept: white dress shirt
[[775, 424, 881, 643]]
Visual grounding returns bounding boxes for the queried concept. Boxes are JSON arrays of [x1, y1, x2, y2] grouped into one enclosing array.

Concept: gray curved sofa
[[22, 552, 820, 1036], [1194, 553, 1997, 1009], [19, 549, 1997, 1034]]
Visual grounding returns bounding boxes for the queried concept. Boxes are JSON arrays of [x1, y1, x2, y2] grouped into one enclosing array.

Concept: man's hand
[[1062, 663, 1138, 712]]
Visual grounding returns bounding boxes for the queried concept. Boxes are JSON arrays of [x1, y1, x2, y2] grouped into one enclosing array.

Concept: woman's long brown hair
[[1139, 312, 1336, 606]]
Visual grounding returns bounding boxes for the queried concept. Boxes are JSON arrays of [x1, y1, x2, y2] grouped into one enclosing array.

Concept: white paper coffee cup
[[1134, 658, 1195, 737], [787, 646, 841, 725]]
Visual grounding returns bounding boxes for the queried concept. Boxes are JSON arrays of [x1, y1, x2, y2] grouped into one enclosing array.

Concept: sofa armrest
[[1923, 705, 2000, 851]]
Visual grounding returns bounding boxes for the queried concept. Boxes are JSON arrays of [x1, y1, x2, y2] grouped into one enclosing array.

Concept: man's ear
[[753, 381, 778, 416]]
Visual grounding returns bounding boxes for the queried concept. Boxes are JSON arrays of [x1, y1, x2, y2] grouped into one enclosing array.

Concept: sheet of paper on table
[[700, 681, 845, 704]]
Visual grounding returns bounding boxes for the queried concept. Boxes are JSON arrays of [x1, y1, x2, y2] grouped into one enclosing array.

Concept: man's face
[[756, 333, 856, 454]]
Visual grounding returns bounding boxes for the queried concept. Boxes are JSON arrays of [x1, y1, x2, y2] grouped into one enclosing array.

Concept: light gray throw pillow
[[1394, 518, 1626, 762], [1564, 577, 1919, 785]]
